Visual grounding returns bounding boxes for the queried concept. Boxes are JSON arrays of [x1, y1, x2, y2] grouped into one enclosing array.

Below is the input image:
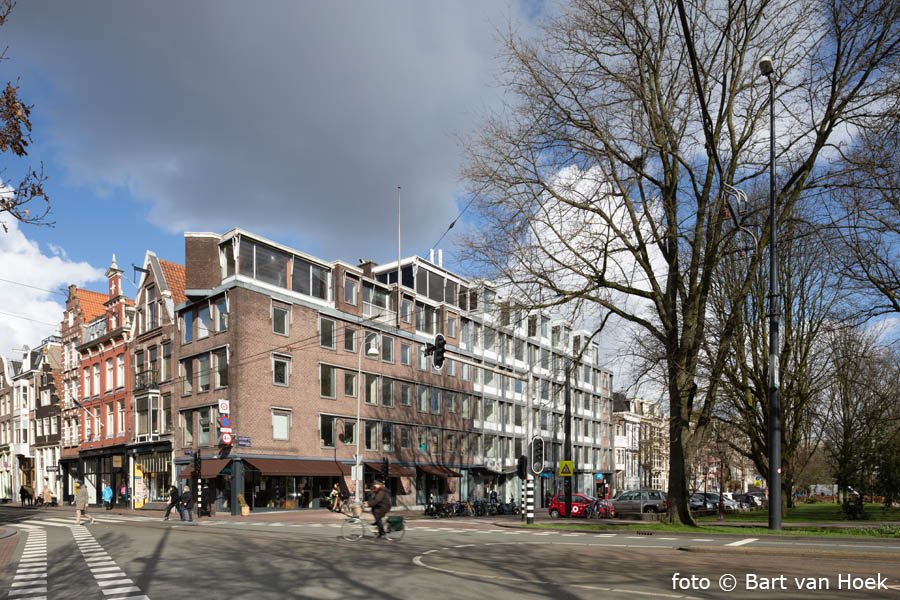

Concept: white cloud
[[0, 218, 104, 357]]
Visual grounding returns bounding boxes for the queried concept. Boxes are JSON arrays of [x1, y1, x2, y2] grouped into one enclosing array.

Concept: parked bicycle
[[341, 515, 405, 542]]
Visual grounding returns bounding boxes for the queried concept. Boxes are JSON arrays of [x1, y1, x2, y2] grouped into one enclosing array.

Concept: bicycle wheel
[[340, 518, 365, 541]]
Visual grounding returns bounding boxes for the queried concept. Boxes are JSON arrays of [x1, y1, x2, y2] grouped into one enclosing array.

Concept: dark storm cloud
[[7, 1, 534, 263]]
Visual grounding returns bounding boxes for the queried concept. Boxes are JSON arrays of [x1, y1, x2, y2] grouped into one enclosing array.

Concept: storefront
[[80, 449, 127, 507], [415, 465, 461, 505], [240, 458, 345, 511], [131, 448, 173, 507], [364, 462, 415, 506]]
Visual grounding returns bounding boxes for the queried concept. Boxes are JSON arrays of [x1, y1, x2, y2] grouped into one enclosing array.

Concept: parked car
[[611, 490, 668, 513], [691, 492, 738, 511], [732, 493, 762, 509], [548, 493, 598, 518]]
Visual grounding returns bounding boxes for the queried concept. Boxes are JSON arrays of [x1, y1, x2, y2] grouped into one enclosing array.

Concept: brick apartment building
[[169, 229, 615, 515], [59, 284, 108, 502], [74, 256, 135, 504], [0, 355, 18, 499], [128, 251, 186, 507]]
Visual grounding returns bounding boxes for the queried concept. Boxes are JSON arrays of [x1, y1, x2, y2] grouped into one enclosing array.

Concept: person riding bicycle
[[369, 480, 392, 539]]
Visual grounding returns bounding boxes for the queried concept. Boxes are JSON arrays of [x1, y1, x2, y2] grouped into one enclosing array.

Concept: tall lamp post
[[716, 437, 728, 522], [355, 328, 380, 504], [759, 56, 782, 530]]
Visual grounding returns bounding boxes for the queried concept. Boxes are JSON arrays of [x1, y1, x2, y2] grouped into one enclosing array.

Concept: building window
[[214, 297, 228, 332], [344, 371, 357, 397], [161, 343, 171, 382], [447, 433, 457, 452], [417, 385, 428, 412], [381, 377, 394, 407], [400, 427, 411, 449], [198, 407, 211, 446], [117, 399, 125, 434], [364, 373, 378, 405], [342, 421, 355, 445], [105, 359, 113, 392], [320, 414, 335, 447], [163, 395, 172, 433], [180, 413, 192, 446], [273, 355, 291, 386], [400, 298, 412, 324], [181, 360, 194, 396], [197, 304, 210, 339], [400, 343, 411, 366], [344, 327, 357, 352], [431, 388, 441, 415], [213, 348, 228, 388], [83, 367, 90, 398], [344, 275, 358, 305], [197, 354, 210, 392], [365, 421, 378, 451], [106, 403, 114, 437], [182, 311, 193, 343], [272, 409, 291, 441], [399, 382, 412, 406], [146, 285, 158, 330], [92, 365, 100, 396], [446, 392, 456, 413], [447, 315, 458, 338], [381, 335, 394, 363], [273, 305, 290, 336], [320, 317, 336, 349], [381, 422, 394, 452], [319, 364, 335, 397]]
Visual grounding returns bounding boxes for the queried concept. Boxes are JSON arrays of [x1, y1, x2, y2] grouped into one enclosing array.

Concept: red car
[[548, 493, 615, 518]]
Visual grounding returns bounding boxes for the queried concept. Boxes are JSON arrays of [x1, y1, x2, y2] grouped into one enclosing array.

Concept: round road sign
[[221, 432, 233, 445]]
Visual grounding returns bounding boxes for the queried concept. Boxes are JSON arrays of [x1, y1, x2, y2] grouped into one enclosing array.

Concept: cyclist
[[369, 480, 392, 539]]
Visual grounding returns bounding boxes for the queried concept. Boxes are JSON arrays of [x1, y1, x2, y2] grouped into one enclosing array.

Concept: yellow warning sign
[[558, 460, 574, 477]]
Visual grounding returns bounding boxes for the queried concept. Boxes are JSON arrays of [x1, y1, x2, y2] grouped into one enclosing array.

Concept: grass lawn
[[695, 502, 900, 523]]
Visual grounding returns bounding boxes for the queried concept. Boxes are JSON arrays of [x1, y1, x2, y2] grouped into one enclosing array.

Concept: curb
[[0, 527, 18, 540], [679, 545, 900, 561]]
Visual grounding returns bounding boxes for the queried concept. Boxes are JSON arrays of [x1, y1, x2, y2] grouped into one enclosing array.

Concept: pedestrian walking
[[75, 480, 95, 525], [181, 485, 194, 522], [19, 485, 29, 507], [163, 484, 182, 521], [102, 481, 113, 510], [120, 481, 128, 504]]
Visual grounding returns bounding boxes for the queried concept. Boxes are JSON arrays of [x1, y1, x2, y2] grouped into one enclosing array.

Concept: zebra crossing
[[4, 521, 152, 600]]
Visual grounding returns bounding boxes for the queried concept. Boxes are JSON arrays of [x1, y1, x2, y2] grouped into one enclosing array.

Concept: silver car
[[611, 489, 668, 513]]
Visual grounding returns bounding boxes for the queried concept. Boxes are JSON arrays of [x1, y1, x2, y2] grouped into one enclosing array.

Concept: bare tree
[[0, 0, 51, 231], [462, 0, 900, 524], [820, 327, 899, 515]]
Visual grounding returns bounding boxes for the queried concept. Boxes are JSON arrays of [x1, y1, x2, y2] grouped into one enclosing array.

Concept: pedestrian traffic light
[[381, 458, 389, 482], [433, 334, 446, 370], [517, 455, 527, 479], [530, 437, 544, 475]]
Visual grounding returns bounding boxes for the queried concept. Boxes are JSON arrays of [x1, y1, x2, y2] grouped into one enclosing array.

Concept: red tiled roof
[[77, 289, 108, 322], [159, 259, 186, 304]]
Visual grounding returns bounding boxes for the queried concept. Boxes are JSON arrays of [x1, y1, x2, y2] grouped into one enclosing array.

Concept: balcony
[[134, 369, 160, 393]]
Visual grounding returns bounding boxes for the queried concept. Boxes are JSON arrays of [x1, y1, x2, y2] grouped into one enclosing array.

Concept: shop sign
[[45, 465, 59, 473], [113, 455, 122, 468]]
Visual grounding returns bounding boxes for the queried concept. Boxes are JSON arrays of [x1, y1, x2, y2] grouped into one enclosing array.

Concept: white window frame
[[273, 354, 291, 386], [272, 408, 292, 441]]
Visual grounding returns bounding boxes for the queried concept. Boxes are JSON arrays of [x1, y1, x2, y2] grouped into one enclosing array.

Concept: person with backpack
[[163, 484, 182, 521]]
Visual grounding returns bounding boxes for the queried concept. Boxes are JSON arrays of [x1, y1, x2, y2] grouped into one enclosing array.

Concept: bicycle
[[341, 515, 405, 542]]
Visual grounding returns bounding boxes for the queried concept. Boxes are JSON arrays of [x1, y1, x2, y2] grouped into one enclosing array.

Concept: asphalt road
[[2, 506, 900, 599]]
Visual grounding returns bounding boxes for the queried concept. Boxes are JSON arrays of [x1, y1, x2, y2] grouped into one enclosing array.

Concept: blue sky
[[0, 1, 546, 354]]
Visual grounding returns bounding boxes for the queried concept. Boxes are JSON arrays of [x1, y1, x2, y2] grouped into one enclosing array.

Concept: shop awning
[[242, 458, 344, 477], [365, 462, 416, 478], [177, 458, 230, 480], [417, 464, 462, 478]]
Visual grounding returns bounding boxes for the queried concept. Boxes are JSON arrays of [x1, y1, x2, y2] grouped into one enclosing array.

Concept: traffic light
[[432, 334, 446, 370], [517, 455, 526, 479], [530, 437, 544, 475], [381, 458, 389, 482]]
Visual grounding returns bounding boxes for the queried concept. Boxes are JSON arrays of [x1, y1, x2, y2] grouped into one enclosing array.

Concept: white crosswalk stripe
[[6, 525, 47, 599]]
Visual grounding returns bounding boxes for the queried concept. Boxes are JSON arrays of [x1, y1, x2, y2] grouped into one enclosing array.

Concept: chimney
[[429, 249, 435, 263], [437, 249, 443, 267]]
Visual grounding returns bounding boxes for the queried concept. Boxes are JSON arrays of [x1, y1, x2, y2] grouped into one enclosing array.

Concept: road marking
[[690, 539, 714, 542], [6, 525, 47, 599], [726, 538, 758, 547], [658, 538, 677, 541], [72, 525, 151, 599], [594, 533, 616, 537]]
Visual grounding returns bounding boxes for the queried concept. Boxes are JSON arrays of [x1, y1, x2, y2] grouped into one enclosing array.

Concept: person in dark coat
[[368, 481, 392, 538], [180, 485, 194, 522], [163, 484, 182, 521]]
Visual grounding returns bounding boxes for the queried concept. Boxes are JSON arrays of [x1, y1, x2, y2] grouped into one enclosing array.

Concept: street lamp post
[[355, 329, 380, 504], [717, 437, 728, 522], [759, 55, 782, 531]]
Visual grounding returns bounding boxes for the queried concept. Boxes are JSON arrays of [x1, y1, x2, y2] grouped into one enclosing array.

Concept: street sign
[[218, 399, 230, 414], [218, 415, 231, 428], [236, 436, 251, 447], [219, 427, 233, 433], [221, 432, 233, 445], [558, 460, 574, 477], [594, 472, 604, 481], [45, 465, 58, 473]]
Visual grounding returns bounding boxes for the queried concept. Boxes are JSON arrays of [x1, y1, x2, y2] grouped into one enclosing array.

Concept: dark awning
[[365, 462, 416, 478], [242, 458, 344, 477], [417, 464, 462, 478], [177, 458, 230, 480]]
